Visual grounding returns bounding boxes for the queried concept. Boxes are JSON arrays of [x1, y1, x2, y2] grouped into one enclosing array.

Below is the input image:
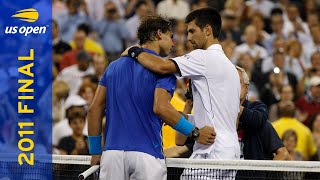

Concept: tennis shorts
[[99, 150, 167, 180]]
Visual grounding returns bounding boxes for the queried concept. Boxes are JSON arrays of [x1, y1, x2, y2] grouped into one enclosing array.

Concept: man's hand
[[91, 154, 101, 166], [196, 126, 216, 145], [121, 44, 140, 57]]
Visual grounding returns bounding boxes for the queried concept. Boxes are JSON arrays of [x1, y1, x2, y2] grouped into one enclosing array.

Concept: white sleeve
[[171, 50, 206, 78]]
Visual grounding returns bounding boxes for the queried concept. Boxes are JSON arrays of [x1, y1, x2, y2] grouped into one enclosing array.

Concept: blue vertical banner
[[0, 0, 52, 179]]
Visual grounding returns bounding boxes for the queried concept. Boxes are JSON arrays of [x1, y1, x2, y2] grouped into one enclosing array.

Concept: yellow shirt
[[162, 92, 185, 148], [272, 117, 317, 160], [70, 38, 105, 55]]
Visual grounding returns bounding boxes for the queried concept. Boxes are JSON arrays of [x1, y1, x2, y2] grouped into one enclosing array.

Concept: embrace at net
[[1, 0, 320, 179]]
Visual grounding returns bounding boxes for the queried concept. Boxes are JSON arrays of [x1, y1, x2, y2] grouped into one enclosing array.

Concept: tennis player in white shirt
[[126, 8, 241, 179]]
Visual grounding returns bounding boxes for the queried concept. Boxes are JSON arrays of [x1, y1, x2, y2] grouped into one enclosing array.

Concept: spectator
[[55, 0, 88, 42], [60, 29, 86, 71], [52, 95, 88, 149], [269, 85, 297, 122], [92, 54, 108, 80], [78, 82, 96, 106], [94, 1, 131, 61], [311, 114, 320, 157], [305, 24, 320, 60], [57, 113, 89, 155], [82, 74, 99, 88], [221, 39, 236, 60], [69, 23, 105, 56], [219, 9, 242, 44], [52, 80, 70, 125], [52, 0, 67, 19], [232, 25, 268, 64], [282, 129, 303, 160], [283, 3, 310, 36], [263, 9, 287, 54], [249, 12, 270, 45], [156, 0, 190, 20], [272, 101, 318, 160], [295, 76, 320, 127], [85, 0, 126, 20], [126, 0, 153, 47], [52, 20, 72, 71], [236, 66, 289, 161], [57, 51, 94, 95], [261, 49, 298, 90], [297, 52, 320, 96], [285, 40, 306, 79], [172, 20, 187, 46], [237, 53, 260, 101], [306, 11, 319, 28]]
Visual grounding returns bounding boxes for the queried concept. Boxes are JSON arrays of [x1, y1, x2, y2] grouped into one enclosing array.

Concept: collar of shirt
[[279, 117, 297, 122], [206, 44, 223, 51], [142, 48, 161, 57]]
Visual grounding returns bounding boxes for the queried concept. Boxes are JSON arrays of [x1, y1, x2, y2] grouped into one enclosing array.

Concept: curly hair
[[137, 15, 172, 45]]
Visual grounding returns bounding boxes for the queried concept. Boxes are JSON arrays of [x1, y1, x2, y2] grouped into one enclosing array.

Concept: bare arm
[[88, 85, 106, 136], [137, 52, 178, 74], [164, 145, 190, 158], [273, 147, 290, 160], [153, 88, 182, 127], [154, 88, 215, 145], [88, 85, 106, 165]]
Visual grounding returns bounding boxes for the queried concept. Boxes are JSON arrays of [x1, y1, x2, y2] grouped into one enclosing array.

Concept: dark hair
[[83, 74, 99, 84], [137, 15, 172, 45], [282, 129, 297, 142], [271, 8, 283, 16], [135, 0, 148, 10], [279, 102, 296, 118], [185, 8, 221, 38], [68, 112, 86, 124], [77, 23, 91, 36]]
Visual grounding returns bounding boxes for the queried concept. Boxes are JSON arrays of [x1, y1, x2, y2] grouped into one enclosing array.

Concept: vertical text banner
[[0, 0, 52, 179]]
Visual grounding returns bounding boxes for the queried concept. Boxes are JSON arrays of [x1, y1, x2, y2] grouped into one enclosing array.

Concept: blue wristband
[[88, 135, 102, 155], [173, 116, 194, 136]]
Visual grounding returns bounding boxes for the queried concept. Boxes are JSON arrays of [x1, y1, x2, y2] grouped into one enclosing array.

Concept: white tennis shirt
[[171, 44, 241, 159]]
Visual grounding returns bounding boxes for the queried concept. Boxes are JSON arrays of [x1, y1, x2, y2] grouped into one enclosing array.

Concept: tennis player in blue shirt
[[87, 15, 215, 180]]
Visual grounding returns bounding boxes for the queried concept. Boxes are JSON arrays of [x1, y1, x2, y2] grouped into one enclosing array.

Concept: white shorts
[[99, 150, 167, 180], [180, 153, 237, 180]]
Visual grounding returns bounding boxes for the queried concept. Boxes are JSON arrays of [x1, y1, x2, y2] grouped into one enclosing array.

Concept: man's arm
[[88, 85, 106, 165], [176, 100, 193, 146], [136, 52, 177, 75], [238, 101, 268, 132], [154, 88, 215, 145], [88, 85, 106, 136], [273, 147, 290, 160]]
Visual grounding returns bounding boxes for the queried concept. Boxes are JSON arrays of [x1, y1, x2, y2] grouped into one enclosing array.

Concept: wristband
[[173, 116, 194, 136], [88, 135, 102, 155], [128, 47, 144, 59]]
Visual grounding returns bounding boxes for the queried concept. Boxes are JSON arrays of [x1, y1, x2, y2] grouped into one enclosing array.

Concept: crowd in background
[[48, 0, 320, 160]]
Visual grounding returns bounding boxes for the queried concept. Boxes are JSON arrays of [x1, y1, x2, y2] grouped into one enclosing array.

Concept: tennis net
[[1, 154, 320, 179]]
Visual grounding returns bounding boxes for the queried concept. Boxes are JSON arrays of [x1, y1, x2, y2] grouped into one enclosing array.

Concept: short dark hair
[[137, 15, 172, 45], [271, 8, 283, 16], [77, 23, 91, 36], [185, 8, 221, 38], [68, 112, 86, 124]]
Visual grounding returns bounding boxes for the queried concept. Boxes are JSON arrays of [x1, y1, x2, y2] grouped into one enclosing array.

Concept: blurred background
[[47, 0, 320, 160]]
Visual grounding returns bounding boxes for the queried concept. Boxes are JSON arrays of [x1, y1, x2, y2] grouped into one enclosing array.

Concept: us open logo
[[5, 8, 47, 36]]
